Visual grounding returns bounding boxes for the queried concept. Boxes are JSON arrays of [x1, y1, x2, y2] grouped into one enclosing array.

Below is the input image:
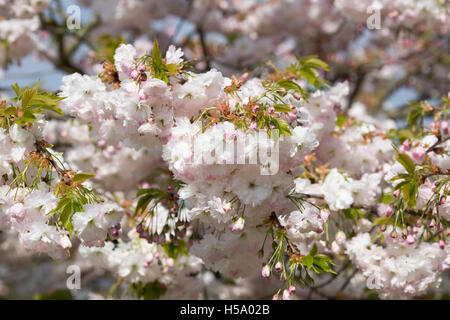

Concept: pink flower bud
[[384, 205, 393, 217], [167, 186, 173, 192], [252, 105, 260, 113], [442, 120, 449, 134], [275, 262, 283, 273], [268, 107, 275, 115], [287, 112, 298, 123], [289, 104, 297, 111], [411, 146, 425, 164], [393, 190, 400, 198], [106, 145, 115, 156], [131, 69, 140, 80], [141, 182, 151, 189], [406, 235, 415, 245], [320, 209, 330, 222], [399, 139, 410, 152], [294, 93, 302, 100], [98, 140, 106, 148], [262, 265, 271, 278], [439, 240, 445, 250], [138, 73, 147, 83], [249, 122, 258, 131], [138, 64, 146, 73], [283, 289, 291, 300], [288, 285, 296, 294]]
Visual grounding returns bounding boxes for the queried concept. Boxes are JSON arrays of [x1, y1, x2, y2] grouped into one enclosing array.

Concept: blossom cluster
[[0, 1, 449, 299]]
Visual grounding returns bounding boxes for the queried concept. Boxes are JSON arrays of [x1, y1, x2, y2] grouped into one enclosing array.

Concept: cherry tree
[[0, 0, 449, 300]]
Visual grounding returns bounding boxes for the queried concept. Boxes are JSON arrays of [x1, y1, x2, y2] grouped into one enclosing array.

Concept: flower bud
[[336, 230, 346, 245], [138, 64, 146, 73], [262, 265, 270, 278], [399, 139, 410, 152], [406, 235, 415, 245], [98, 140, 106, 148], [268, 107, 275, 115], [230, 217, 245, 232], [131, 69, 140, 80], [411, 146, 425, 164], [287, 112, 298, 123], [393, 190, 400, 198], [441, 120, 449, 134], [384, 205, 393, 217], [283, 289, 291, 300], [275, 262, 283, 273], [288, 285, 296, 294]]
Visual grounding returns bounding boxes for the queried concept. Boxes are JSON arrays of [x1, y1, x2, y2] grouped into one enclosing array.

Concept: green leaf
[[151, 38, 169, 83], [162, 240, 188, 261], [310, 243, 318, 256], [343, 208, 364, 224], [16, 109, 37, 125], [59, 202, 75, 236], [4, 106, 17, 116], [165, 63, 178, 75], [372, 216, 393, 227], [299, 55, 330, 71], [390, 173, 411, 181], [135, 188, 166, 214], [11, 83, 23, 98], [273, 104, 293, 113], [73, 172, 96, 182], [132, 281, 167, 300], [21, 82, 40, 108], [272, 117, 292, 136], [396, 151, 416, 173], [302, 255, 313, 269], [336, 114, 347, 127], [380, 193, 396, 204], [33, 289, 73, 300], [276, 79, 306, 100], [402, 179, 418, 208]]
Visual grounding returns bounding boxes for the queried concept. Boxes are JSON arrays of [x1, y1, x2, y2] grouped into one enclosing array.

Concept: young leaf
[[73, 172, 96, 182], [273, 104, 293, 113], [151, 38, 169, 83]]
